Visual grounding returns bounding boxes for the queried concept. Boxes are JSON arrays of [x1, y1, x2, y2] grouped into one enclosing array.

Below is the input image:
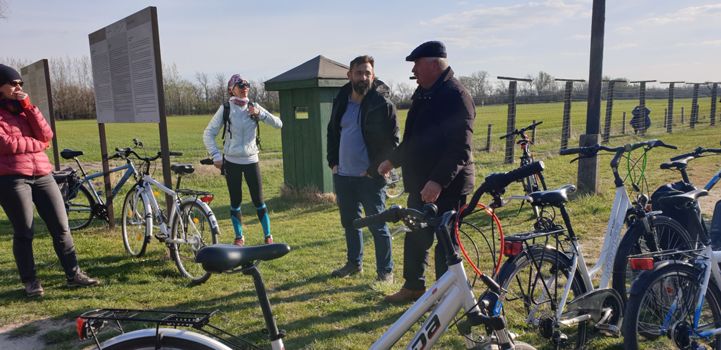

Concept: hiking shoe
[[384, 288, 425, 303], [67, 270, 100, 288], [24, 279, 44, 297], [233, 237, 245, 246], [264, 235, 273, 244], [376, 272, 394, 283], [331, 263, 363, 278]]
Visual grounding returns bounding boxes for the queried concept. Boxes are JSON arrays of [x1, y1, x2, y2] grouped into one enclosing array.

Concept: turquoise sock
[[230, 206, 243, 238], [256, 204, 271, 237]]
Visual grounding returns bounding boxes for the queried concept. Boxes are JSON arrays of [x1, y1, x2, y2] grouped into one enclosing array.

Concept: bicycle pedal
[[594, 323, 621, 337]]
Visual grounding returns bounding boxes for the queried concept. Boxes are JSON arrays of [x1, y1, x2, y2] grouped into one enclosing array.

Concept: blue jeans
[[333, 174, 393, 274]]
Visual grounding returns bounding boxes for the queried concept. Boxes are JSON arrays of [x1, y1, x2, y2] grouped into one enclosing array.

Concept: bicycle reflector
[[629, 257, 654, 271], [76, 317, 87, 340], [504, 241, 523, 257], [200, 194, 214, 203]]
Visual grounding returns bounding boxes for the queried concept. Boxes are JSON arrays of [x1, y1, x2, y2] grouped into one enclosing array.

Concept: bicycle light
[[200, 194, 214, 203], [629, 257, 654, 271], [76, 317, 87, 340], [503, 241, 523, 257]]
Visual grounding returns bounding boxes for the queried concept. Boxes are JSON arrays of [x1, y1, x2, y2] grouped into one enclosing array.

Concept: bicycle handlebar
[[200, 158, 215, 165], [560, 139, 676, 168], [669, 146, 721, 161], [352, 204, 437, 229], [461, 161, 545, 218], [499, 120, 543, 140]]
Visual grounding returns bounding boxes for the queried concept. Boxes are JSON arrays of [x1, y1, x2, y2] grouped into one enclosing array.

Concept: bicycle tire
[[121, 184, 152, 257], [611, 215, 693, 302], [495, 246, 591, 350], [66, 184, 95, 230], [622, 263, 721, 350], [169, 199, 219, 284], [100, 328, 230, 350]]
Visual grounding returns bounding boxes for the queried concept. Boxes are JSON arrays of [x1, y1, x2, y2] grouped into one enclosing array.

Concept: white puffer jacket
[[203, 102, 282, 165]]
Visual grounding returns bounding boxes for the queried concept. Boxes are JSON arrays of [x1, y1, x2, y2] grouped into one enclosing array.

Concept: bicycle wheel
[[66, 184, 95, 230], [169, 199, 219, 284], [495, 246, 591, 350], [121, 185, 152, 257], [612, 215, 693, 302], [101, 328, 230, 350], [623, 263, 721, 349], [385, 168, 404, 199]]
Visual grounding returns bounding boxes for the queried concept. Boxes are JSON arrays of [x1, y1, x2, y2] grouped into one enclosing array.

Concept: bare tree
[[533, 71, 557, 96], [458, 71, 490, 103]]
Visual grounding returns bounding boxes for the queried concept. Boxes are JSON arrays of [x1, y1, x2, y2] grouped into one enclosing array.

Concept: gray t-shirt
[[338, 99, 369, 177]]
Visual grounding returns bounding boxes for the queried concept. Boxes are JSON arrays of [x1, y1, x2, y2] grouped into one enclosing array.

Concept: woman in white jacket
[[203, 74, 282, 246]]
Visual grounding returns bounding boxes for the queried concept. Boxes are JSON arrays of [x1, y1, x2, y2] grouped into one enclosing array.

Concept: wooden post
[[689, 83, 700, 129], [663, 108, 667, 128], [556, 78, 585, 150], [531, 119, 537, 143], [681, 106, 685, 124], [661, 81, 682, 134], [498, 76, 532, 164], [485, 124, 493, 152], [602, 79, 624, 143], [709, 82, 718, 126], [622, 112, 626, 134]]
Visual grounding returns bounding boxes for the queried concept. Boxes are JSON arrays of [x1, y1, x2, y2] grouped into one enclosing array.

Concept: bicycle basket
[[53, 168, 80, 201]]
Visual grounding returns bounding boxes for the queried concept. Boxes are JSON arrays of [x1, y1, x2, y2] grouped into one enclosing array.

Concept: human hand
[[13, 91, 28, 101], [377, 160, 394, 177], [248, 103, 260, 120], [213, 160, 223, 170], [420, 180, 442, 203], [332, 165, 338, 174]]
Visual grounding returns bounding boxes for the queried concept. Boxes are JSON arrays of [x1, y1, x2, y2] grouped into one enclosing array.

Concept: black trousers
[[224, 161, 264, 208], [0, 174, 79, 283], [402, 191, 466, 291]]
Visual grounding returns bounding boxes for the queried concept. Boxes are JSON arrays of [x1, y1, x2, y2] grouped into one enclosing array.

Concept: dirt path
[[0, 319, 74, 350]]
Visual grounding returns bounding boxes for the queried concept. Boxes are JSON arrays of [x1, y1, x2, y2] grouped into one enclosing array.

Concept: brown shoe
[[233, 237, 245, 246], [24, 279, 44, 297], [264, 235, 273, 244], [384, 287, 425, 303]]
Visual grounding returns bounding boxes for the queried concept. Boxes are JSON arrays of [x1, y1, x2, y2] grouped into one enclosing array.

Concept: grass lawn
[[0, 97, 719, 349]]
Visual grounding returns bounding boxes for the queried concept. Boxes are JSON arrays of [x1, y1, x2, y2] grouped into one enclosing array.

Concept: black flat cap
[[405, 41, 447, 61]]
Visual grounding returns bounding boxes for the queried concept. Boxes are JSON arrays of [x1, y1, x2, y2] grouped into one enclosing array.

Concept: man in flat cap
[[378, 40, 476, 303]]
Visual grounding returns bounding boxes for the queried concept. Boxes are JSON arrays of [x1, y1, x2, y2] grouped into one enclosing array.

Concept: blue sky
[[2, 0, 719, 87]]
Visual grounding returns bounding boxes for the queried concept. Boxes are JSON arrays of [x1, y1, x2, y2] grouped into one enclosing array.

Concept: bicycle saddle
[[195, 244, 291, 273], [658, 189, 708, 207], [529, 184, 576, 207], [660, 157, 691, 171], [171, 164, 195, 175], [60, 149, 84, 159]]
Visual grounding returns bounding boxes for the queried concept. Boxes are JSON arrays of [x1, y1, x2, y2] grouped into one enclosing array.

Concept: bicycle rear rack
[[79, 308, 215, 328]]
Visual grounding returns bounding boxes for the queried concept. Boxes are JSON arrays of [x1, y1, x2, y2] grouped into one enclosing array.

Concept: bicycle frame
[[81, 162, 137, 205], [137, 174, 180, 235]]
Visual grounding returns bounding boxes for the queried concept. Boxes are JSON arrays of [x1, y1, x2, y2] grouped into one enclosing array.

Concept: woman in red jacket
[[0, 64, 99, 297]]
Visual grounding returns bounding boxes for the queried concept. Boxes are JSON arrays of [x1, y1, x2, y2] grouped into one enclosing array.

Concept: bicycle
[[117, 146, 220, 284], [621, 142, 721, 349], [493, 139, 692, 349], [500, 120, 547, 195], [53, 140, 144, 230], [75, 162, 547, 350]]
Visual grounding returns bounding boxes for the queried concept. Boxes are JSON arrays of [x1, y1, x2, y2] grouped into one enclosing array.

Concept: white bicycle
[[117, 147, 220, 284], [76, 162, 547, 350]]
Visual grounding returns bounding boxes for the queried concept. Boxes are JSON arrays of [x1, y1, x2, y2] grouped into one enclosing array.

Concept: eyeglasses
[[8, 80, 24, 87], [235, 82, 250, 89]]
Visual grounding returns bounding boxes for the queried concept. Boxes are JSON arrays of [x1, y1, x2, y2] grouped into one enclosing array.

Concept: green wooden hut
[[265, 55, 349, 193]]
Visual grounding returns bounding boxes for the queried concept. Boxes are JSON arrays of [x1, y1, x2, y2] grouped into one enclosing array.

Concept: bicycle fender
[[497, 244, 575, 281], [101, 328, 232, 349], [182, 198, 220, 232], [627, 260, 696, 296]]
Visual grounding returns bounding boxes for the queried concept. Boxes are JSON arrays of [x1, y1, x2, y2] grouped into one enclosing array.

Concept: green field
[[0, 97, 719, 349]]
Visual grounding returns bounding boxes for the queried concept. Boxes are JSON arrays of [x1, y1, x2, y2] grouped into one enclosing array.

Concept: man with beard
[[378, 41, 475, 303], [326, 55, 400, 282]]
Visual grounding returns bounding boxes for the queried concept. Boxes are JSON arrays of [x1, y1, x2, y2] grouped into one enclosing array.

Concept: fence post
[[498, 76, 532, 164], [710, 82, 718, 127], [661, 81, 682, 134], [689, 83, 700, 129], [622, 112, 626, 134], [681, 106, 685, 124], [485, 124, 493, 152], [556, 78, 585, 150], [602, 79, 622, 143], [631, 80, 656, 135], [663, 108, 667, 128], [531, 119, 536, 143]]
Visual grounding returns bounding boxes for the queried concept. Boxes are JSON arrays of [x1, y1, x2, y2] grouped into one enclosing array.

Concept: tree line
[[2, 56, 703, 120]]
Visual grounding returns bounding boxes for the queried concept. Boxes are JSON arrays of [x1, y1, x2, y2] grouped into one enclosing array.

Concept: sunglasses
[[8, 81, 24, 87], [235, 82, 250, 89]]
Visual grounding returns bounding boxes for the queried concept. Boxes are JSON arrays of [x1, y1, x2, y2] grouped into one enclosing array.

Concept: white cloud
[[608, 42, 639, 50], [641, 4, 721, 25], [675, 40, 721, 47]]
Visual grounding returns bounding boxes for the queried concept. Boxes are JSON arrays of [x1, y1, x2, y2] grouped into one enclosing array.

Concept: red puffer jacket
[[0, 100, 54, 176]]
